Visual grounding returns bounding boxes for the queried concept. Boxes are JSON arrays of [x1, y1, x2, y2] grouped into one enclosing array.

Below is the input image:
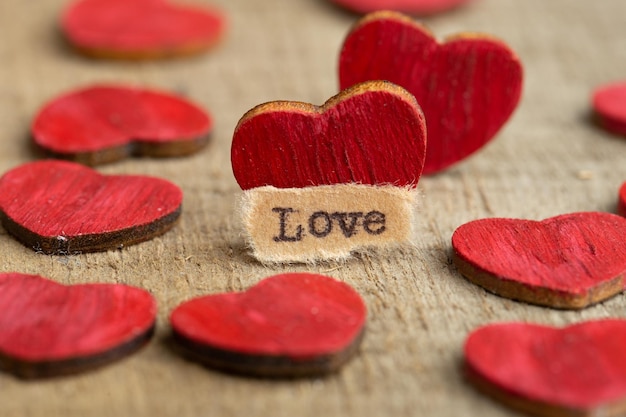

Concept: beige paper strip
[[240, 184, 417, 263]]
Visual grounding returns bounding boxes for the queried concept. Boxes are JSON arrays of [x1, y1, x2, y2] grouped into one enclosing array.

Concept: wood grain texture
[[33, 85, 212, 165], [465, 320, 626, 417], [0, 273, 156, 378], [592, 81, 626, 136], [2, 0, 626, 416], [339, 11, 523, 174], [170, 273, 366, 376], [231, 80, 426, 190], [62, 0, 226, 59], [451, 212, 626, 309], [0, 160, 183, 253], [329, 0, 473, 15]]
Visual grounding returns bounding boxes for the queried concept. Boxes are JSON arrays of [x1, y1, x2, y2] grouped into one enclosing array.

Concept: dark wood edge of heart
[[0, 206, 181, 254], [451, 250, 624, 309], [0, 323, 155, 379], [464, 360, 626, 417], [33, 134, 210, 166], [170, 328, 365, 378], [67, 39, 224, 61]]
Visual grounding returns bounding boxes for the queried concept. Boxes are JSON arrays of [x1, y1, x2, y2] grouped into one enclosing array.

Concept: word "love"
[[272, 208, 386, 242]]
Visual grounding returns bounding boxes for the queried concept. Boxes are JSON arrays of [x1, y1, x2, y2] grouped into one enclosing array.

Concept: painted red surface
[[465, 320, 626, 413], [0, 273, 156, 361], [170, 273, 367, 359], [62, 0, 225, 57], [452, 212, 626, 296], [619, 183, 626, 217], [593, 81, 626, 136], [330, 0, 472, 15], [339, 11, 523, 174], [33, 85, 211, 155], [0, 160, 182, 239], [231, 81, 427, 190]]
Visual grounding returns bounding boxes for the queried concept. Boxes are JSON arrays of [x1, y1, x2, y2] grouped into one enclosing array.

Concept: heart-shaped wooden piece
[[329, 0, 472, 15], [339, 11, 523, 174], [0, 160, 182, 254], [33, 85, 212, 165], [452, 212, 626, 309], [592, 81, 626, 136], [0, 273, 156, 378], [170, 273, 367, 376], [62, 0, 225, 59], [465, 320, 626, 417], [231, 80, 426, 190]]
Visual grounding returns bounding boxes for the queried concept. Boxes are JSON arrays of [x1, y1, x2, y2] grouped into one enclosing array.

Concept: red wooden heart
[[33, 85, 212, 165], [0, 160, 183, 254], [231, 80, 426, 190], [465, 320, 626, 417], [339, 11, 523, 174], [452, 212, 626, 309], [62, 0, 226, 59], [170, 273, 367, 376], [593, 81, 626, 136], [329, 0, 472, 15], [0, 272, 156, 378]]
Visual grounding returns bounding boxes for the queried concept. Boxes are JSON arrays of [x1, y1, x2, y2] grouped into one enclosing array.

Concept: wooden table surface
[[2, 0, 626, 416]]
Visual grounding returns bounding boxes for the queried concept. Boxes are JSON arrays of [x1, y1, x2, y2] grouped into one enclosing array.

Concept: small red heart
[[452, 212, 626, 309], [329, 0, 472, 15], [170, 273, 367, 376], [0, 160, 183, 254], [465, 320, 626, 416], [0, 273, 156, 378], [33, 85, 212, 165], [592, 81, 626, 136], [62, 0, 226, 59], [231, 80, 426, 190], [339, 11, 523, 174]]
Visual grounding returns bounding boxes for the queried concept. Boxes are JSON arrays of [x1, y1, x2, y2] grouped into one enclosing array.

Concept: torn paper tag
[[240, 184, 417, 263]]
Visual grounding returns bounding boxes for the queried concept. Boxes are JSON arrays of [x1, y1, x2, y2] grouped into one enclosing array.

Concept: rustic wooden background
[[1, 0, 626, 415]]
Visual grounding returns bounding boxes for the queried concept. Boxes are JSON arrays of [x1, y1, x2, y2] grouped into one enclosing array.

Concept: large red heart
[[170, 273, 367, 376], [0, 160, 183, 254], [465, 320, 626, 416], [231, 80, 426, 190], [62, 0, 225, 59], [0, 273, 156, 378], [339, 11, 523, 174], [33, 85, 212, 165], [452, 212, 626, 309], [329, 0, 472, 15]]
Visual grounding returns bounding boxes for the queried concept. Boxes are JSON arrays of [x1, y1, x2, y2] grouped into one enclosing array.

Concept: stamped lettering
[[241, 184, 416, 263]]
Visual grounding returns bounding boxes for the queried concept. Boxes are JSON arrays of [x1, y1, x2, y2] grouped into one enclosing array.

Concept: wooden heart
[[170, 273, 367, 376], [33, 85, 212, 165], [0, 160, 183, 254], [465, 320, 626, 417], [592, 81, 626, 136], [62, 0, 226, 59], [0, 273, 156, 378], [231, 80, 426, 190], [329, 0, 472, 15], [452, 212, 626, 309], [339, 11, 523, 174]]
